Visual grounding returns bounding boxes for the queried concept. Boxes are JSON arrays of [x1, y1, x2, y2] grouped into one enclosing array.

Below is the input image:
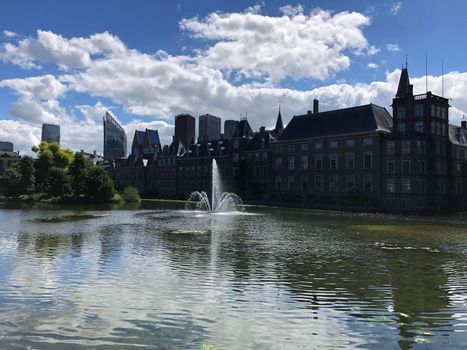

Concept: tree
[[83, 166, 115, 202], [69, 151, 92, 199], [1, 156, 35, 197], [49, 167, 71, 198]]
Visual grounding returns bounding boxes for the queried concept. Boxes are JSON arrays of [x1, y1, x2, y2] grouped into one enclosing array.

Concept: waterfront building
[[174, 114, 195, 149], [199, 114, 221, 142], [41, 123, 60, 144], [103, 111, 127, 162], [224, 120, 239, 139], [0, 141, 13, 152], [111, 66, 467, 214], [0, 151, 20, 176]]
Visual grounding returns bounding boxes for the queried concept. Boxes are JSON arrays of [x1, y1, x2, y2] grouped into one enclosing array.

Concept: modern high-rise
[[41, 123, 60, 144], [174, 114, 195, 148], [103, 111, 127, 162], [0, 141, 13, 152], [224, 120, 239, 139], [199, 114, 221, 142]]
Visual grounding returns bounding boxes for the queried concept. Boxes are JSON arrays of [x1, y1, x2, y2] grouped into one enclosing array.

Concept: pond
[[0, 202, 466, 349]]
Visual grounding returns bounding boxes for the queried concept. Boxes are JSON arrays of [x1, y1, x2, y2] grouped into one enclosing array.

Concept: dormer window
[[398, 106, 406, 118]]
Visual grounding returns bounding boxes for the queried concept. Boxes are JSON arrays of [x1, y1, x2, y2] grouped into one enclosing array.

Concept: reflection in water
[[0, 206, 466, 349]]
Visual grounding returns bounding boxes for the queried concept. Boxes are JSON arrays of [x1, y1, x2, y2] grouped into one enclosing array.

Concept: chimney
[[260, 126, 265, 133], [307, 110, 312, 115], [462, 119, 467, 129], [313, 99, 319, 114]]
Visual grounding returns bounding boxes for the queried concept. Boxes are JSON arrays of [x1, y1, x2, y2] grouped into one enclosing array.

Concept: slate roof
[[246, 130, 274, 151], [135, 130, 145, 144], [232, 119, 253, 138], [275, 109, 284, 133], [396, 68, 410, 97], [278, 104, 393, 141], [145, 129, 160, 146], [448, 124, 467, 146]]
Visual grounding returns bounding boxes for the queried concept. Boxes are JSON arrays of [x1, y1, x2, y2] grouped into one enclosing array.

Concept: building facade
[[0, 141, 13, 152], [41, 124, 60, 144], [103, 111, 127, 162], [224, 120, 239, 139], [174, 114, 195, 148], [112, 67, 467, 214], [199, 114, 221, 142]]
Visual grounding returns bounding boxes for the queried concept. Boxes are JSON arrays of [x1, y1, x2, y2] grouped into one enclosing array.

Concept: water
[[186, 159, 244, 212], [0, 204, 466, 349]]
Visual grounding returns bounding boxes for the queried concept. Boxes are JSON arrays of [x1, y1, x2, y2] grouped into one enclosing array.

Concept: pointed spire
[[275, 105, 284, 133], [396, 67, 411, 97]]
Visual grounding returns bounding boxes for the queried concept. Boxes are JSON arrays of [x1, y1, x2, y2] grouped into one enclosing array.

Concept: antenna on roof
[[442, 58, 444, 97], [405, 55, 408, 69], [425, 51, 428, 93]]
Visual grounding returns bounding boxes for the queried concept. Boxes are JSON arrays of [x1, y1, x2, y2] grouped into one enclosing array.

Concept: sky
[[1, 0, 467, 155]]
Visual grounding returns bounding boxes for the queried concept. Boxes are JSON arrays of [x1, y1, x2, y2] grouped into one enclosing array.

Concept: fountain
[[185, 159, 245, 212]]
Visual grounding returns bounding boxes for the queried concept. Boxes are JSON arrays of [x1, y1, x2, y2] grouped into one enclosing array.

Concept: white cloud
[[390, 2, 402, 15], [279, 4, 304, 17], [0, 30, 127, 70], [367, 63, 378, 70], [180, 8, 374, 81], [3, 30, 17, 38], [386, 43, 400, 52]]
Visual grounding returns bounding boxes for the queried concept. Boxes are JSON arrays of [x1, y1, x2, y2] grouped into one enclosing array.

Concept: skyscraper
[[199, 114, 221, 141], [41, 123, 60, 144], [224, 120, 239, 139], [103, 111, 127, 162], [174, 114, 195, 148], [0, 141, 13, 152]]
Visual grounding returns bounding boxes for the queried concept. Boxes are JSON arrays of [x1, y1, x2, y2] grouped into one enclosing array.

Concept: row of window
[[275, 153, 373, 171], [275, 175, 373, 193], [246, 152, 268, 162], [396, 104, 447, 119], [386, 178, 446, 194], [386, 159, 427, 176], [275, 137, 373, 153], [386, 140, 426, 155]]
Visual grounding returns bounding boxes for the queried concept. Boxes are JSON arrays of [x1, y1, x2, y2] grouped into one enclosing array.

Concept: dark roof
[[396, 68, 410, 97], [279, 104, 393, 141], [145, 129, 160, 146], [449, 124, 467, 146], [275, 109, 284, 133], [232, 119, 253, 138], [133, 130, 145, 145], [246, 130, 273, 151]]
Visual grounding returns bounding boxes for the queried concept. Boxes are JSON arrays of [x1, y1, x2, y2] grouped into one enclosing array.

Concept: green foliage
[[122, 186, 141, 202], [2, 143, 115, 203]]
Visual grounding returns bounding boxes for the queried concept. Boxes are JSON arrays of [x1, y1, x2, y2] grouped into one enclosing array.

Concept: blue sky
[[1, 0, 467, 154]]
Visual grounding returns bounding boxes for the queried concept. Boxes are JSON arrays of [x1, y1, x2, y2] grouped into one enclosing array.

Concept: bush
[[122, 186, 141, 202]]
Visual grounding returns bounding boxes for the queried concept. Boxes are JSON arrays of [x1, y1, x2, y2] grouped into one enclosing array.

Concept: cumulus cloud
[[279, 4, 304, 16], [0, 30, 127, 69], [367, 62, 378, 70], [3, 30, 17, 38], [390, 2, 402, 15], [180, 8, 374, 81], [386, 43, 400, 52]]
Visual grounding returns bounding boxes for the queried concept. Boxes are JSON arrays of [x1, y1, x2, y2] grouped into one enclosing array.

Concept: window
[[431, 120, 435, 134], [387, 141, 395, 155], [301, 175, 308, 191], [330, 175, 338, 192], [364, 176, 373, 193], [436, 106, 441, 118], [398, 106, 406, 118], [398, 122, 406, 133], [442, 107, 447, 119], [415, 104, 424, 116], [387, 178, 396, 193], [263, 152, 268, 161], [402, 160, 410, 175], [233, 140, 239, 149], [288, 156, 295, 171], [363, 137, 373, 146], [402, 141, 411, 154], [402, 179, 411, 193], [288, 145, 295, 153], [301, 155, 308, 170], [275, 157, 282, 170], [387, 160, 395, 175], [330, 140, 338, 149], [415, 121, 424, 133], [438, 179, 446, 194], [315, 142, 323, 150], [346, 152, 354, 169], [275, 176, 282, 190], [315, 155, 322, 171], [456, 180, 462, 195], [288, 175, 295, 190], [431, 104, 436, 117], [346, 175, 355, 192], [330, 154, 338, 169], [275, 145, 282, 153], [301, 144, 309, 151], [255, 152, 260, 162], [315, 175, 322, 192], [364, 152, 372, 169], [346, 139, 355, 148]]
